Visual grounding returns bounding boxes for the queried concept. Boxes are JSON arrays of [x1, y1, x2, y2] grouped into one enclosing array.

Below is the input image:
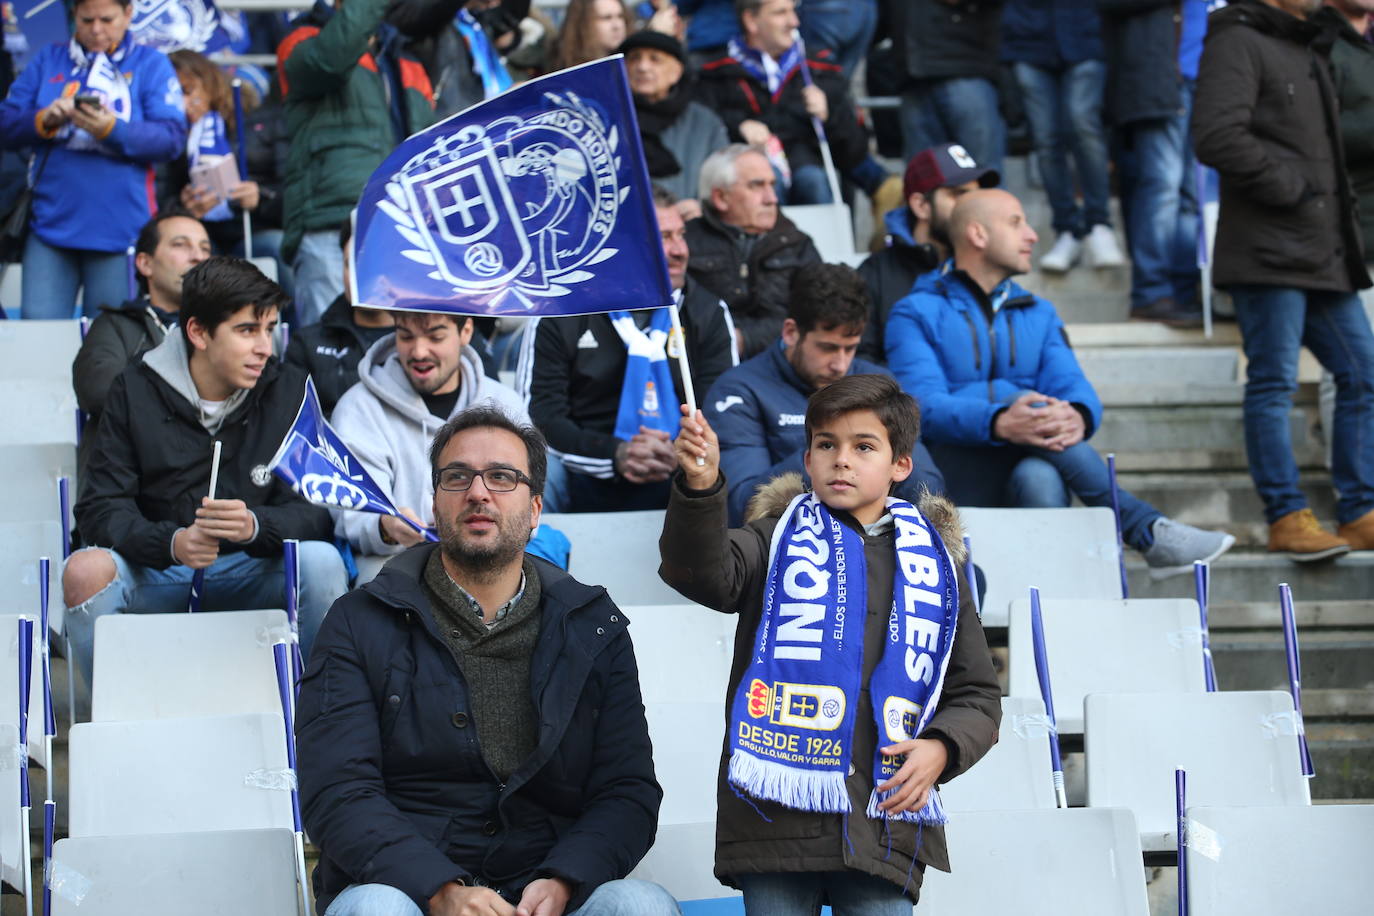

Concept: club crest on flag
[[131, 0, 230, 53]]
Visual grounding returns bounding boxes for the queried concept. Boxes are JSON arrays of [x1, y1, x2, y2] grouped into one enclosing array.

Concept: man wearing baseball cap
[[857, 143, 999, 363]]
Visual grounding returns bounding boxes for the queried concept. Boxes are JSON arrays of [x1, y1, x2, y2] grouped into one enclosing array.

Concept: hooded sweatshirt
[[142, 332, 250, 435], [330, 333, 528, 556]]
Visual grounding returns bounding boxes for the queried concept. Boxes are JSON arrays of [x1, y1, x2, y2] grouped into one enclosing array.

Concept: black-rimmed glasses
[[434, 466, 533, 493]]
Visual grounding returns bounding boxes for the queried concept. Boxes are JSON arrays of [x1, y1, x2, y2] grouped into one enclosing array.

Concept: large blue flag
[[130, 0, 241, 54], [268, 377, 437, 541], [350, 56, 672, 318]]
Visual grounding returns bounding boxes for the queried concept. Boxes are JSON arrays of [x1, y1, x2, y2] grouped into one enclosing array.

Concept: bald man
[[884, 189, 1233, 576]]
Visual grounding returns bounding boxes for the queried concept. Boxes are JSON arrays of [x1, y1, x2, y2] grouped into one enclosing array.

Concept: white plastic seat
[[0, 378, 78, 445], [0, 724, 23, 893], [1084, 691, 1311, 852], [623, 603, 735, 705], [1008, 598, 1209, 734], [917, 807, 1150, 914], [0, 523, 66, 640], [960, 507, 1123, 628], [67, 712, 293, 837], [0, 319, 82, 382], [50, 828, 300, 915], [0, 443, 75, 525], [1185, 804, 1374, 914], [0, 612, 51, 770], [780, 203, 856, 263], [542, 510, 678, 606], [91, 609, 291, 722], [938, 697, 1057, 813]]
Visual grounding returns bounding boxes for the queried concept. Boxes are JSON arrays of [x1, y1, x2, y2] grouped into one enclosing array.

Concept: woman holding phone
[[0, 0, 186, 318]]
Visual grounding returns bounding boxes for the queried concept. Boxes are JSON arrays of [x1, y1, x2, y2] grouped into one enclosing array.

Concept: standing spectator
[[1002, 0, 1125, 273], [1099, 0, 1208, 324], [389, 0, 529, 120], [697, 0, 869, 205], [620, 30, 727, 210], [888, 0, 1006, 171], [0, 0, 186, 319], [548, 0, 630, 70], [278, 0, 435, 326], [685, 144, 821, 358], [1193, 0, 1374, 559], [799, 0, 878, 78]]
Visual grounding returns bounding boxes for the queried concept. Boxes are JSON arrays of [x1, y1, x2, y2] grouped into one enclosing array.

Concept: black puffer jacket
[[1097, 0, 1185, 126], [74, 354, 332, 566], [1317, 5, 1374, 259], [685, 208, 821, 360], [284, 294, 395, 415], [297, 544, 661, 913], [1192, 0, 1369, 292], [887, 0, 1004, 83]]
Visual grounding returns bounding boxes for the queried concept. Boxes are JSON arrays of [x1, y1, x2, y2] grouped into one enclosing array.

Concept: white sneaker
[[1084, 223, 1126, 268], [1040, 232, 1082, 273]]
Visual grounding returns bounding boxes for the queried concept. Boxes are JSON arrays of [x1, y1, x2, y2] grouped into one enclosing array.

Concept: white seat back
[[918, 808, 1150, 914], [0, 320, 82, 382], [542, 510, 678, 606], [0, 378, 78, 445], [50, 828, 300, 915], [0, 526, 64, 640], [938, 697, 1057, 813], [1185, 804, 1374, 913], [1085, 691, 1311, 852], [0, 725, 23, 892], [68, 712, 293, 837], [780, 203, 855, 262], [961, 507, 1123, 628], [0, 443, 75, 526], [92, 610, 291, 722], [1008, 598, 1208, 733]]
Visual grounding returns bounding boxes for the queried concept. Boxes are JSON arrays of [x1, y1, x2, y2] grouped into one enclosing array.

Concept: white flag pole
[[666, 298, 704, 467], [188, 440, 222, 612]]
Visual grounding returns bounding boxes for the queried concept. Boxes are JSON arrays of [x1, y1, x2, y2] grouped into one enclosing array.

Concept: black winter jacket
[[685, 208, 821, 360], [297, 544, 661, 913], [1097, 0, 1185, 126], [74, 356, 333, 566], [887, 0, 1004, 83], [284, 294, 395, 416], [1317, 5, 1374, 259], [856, 213, 942, 365]]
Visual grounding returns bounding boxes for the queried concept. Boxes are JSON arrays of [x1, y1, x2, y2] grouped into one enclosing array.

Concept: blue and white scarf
[[610, 308, 678, 441], [186, 111, 234, 222], [455, 8, 512, 100], [728, 36, 803, 98], [61, 35, 134, 152], [728, 492, 960, 825]]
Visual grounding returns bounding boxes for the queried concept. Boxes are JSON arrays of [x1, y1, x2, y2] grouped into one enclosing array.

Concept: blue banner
[[130, 0, 240, 55], [350, 56, 673, 318]]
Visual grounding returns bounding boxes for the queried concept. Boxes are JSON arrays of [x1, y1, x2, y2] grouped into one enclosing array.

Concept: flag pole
[[282, 540, 304, 692], [273, 642, 313, 916], [17, 616, 34, 916], [188, 440, 222, 612], [38, 561, 54, 916], [1193, 561, 1217, 691], [1107, 453, 1128, 598], [666, 298, 704, 467], [1028, 587, 1067, 808], [1176, 767, 1189, 916], [962, 535, 980, 620], [1278, 583, 1315, 777], [232, 79, 253, 260], [58, 479, 75, 727], [791, 30, 843, 206]]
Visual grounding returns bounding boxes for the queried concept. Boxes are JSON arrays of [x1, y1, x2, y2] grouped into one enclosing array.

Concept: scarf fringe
[[729, 750, 852, 813], [865, 785, 948, 827]]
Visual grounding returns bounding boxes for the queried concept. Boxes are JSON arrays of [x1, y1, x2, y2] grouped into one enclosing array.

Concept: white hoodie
[[330, 333, 529, 556]]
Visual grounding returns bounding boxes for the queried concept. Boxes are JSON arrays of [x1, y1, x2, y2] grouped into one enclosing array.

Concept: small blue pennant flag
[[130, 0, 238, 54], [350, 56, 673, 318]]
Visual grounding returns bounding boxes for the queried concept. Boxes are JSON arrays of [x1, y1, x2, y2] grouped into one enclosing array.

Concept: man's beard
[[435, 503, 532, 582]]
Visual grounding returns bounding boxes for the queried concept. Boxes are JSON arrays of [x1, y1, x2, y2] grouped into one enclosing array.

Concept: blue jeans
[[799, 0, 878, 78], [1232, 285, 1374, 525], [63, 541, 348, 683], [292, 229, 345, 326], [21, 234, 131, 319], [1118, 80, 1199, 310], [325, 879, 681, 916], [930, 439, 1161, 550], [785, 164, 833, 205], [737, 870, 913, 916], [1013, 60, 1112, 236], [899, 77, 1005, 173]]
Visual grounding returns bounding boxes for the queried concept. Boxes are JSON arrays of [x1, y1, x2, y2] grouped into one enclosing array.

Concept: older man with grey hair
[[684, 143, 821, 359]]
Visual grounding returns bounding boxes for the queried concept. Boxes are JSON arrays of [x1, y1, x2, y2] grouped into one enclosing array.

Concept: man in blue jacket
[[297, 407, 678, 916], [886, 188, 1233, 574], [704, 262, 945, 526]]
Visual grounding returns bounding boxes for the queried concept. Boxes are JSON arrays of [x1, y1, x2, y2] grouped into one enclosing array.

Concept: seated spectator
[[857, 143, 998, 363], [278, 0, 435, 326], [72, 211, 210, 475], [886, 189, 1234, 574], [697, 0, 868, 205], [1001, 0, 1125, 273], [297, 409, 677, 916], [547, 0, 630, 70], [0, 0, 186, 319], [704, 261, 944, 525], [389, 0, 528, 119], [686, 143, 820, 359], [330, 308, 527, 579], [520, 185, 736, 512], [620, 30, 727, 214], [62, 257, 348, 682], [284, 220, 395, 416]]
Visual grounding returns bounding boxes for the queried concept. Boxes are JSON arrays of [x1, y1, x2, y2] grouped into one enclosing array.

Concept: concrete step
[[1126, 549, 1374, 603], [1076, 346, 1240, 392], [1209, 599, 1374, 630], [1095, 402, 1325, 472], [1308, 722, 1374, 800], [1210, 630, 1374, 692], [1115, 471, 1336, 543]]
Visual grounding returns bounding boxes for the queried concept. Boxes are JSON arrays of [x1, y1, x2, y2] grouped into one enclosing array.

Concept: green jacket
[[278, 0, 435, 263], [1319, 7, 1374, 261]]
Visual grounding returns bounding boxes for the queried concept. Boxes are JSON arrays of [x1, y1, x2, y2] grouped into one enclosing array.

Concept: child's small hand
[[875, 736, 949, 814], [674, 405, 720, 490]]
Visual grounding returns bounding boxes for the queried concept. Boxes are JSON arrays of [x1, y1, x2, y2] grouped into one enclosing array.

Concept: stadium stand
[[937, 696, 1057, 813]]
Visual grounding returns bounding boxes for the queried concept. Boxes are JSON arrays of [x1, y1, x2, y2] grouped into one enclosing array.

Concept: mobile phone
[[73, 93, 101, 108]]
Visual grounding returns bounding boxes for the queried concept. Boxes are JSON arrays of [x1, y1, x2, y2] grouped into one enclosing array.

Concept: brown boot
[[1337, 509, 1374, 550], [1268, 509, 1351, 562]]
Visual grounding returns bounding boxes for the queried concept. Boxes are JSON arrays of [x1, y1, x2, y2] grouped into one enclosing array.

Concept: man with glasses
[[297, 408, 679, 916]]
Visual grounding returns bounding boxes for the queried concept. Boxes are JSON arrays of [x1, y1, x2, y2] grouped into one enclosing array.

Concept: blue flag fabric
[[131, 0, 237, 54], [350, 56, 673, 318], [454, 9, 512, 100]]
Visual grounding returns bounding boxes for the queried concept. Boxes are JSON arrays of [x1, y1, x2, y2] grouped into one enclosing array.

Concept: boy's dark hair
[[429, 406, 548, 497], [338, 217, 352, 251], [787, 262, 869, 337], [805, 374, 921, 460], [179, 257, 289, 345], [134, 209, 201, 296]]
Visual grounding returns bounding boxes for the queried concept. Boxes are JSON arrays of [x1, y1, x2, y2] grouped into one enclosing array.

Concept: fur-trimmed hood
[[743, 472, 967, 566]]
